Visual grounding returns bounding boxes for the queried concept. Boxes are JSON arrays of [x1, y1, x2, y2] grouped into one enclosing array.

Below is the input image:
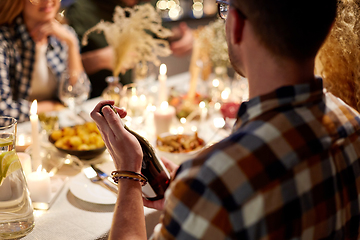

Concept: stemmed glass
[[59, 72, 91, 115]]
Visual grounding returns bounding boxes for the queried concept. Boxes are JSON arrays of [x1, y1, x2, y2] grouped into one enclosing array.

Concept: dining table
[[17, 72, 233, 240]]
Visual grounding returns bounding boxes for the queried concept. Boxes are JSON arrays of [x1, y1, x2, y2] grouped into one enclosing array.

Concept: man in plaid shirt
[[92, 0, 360, 239]]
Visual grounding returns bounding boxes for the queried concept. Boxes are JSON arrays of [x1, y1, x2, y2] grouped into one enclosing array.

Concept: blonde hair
[[316, 0, 360, 111], [0, 0, 24, 26]]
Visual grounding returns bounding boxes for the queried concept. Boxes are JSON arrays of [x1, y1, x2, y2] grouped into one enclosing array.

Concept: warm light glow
[[213, 118, 226, 129], [160, 101, 169, 110], [192, 9, 203, 18], [221, 88, 231, 100], [214, 102, 221, 110], [212, 79, 220, 88], [140, 94, 146, 101], [191, 126, 198, 132], [168, 0, 176, 9], [18, 135, 25, 146], [177, 126, 184, 134], [131, 95, 138, 102], [157, 0, 167, 10], [149, 105, 156, 112], [160, 64, 167, 75], [33, 210, 46, 217], [169, 7, 181, 20], [180, 117, 186, 124], [30, 100, 38, 115], [36, 165, 43, 173], [199, 101, 206, 109], [192, 2, 203, 11], [64, 159, 71, 164]]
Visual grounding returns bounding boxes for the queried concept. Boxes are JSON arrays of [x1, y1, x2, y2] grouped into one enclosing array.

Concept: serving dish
[[49, 123, 106, 160]]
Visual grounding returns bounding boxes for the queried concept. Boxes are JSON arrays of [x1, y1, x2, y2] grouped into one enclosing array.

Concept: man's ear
[[229, 8, 245, 44]]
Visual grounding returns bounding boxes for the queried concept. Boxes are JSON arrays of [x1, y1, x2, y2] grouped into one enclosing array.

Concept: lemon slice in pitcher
[[0, 150, 21, 186], [0, 136, 13, 147]]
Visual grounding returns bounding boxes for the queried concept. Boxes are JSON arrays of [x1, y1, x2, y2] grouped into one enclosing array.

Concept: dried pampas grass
[[82, 4, 173, 77]]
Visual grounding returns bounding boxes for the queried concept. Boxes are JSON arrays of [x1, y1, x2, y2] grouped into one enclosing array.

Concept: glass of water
[[0, 116, 35, 239]]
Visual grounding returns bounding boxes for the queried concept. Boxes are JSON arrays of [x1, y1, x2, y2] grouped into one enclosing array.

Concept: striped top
[[152, 78, 360, 240]]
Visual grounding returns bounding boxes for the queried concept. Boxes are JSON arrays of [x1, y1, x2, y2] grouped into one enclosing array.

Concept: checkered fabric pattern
[[0, 16, 80, 123], [152, 78, 360, 240]]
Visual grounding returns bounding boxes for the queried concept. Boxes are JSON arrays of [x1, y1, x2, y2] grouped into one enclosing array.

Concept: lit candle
[[128, 89, 147, 117], [30, 100, 41, 171], [199, 101, 207, 123], [154, 101, 175, 135], [17, 152, 32, 177], [16, 133, 32, 152], [27, 166, 51, 203], [158, 64, 167, 105]]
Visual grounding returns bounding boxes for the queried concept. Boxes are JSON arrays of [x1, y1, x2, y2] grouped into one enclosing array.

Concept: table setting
[[2, 67, 242, 239]]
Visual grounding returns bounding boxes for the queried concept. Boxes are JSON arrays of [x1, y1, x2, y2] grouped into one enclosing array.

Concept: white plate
[[69, 171, 117, 205]]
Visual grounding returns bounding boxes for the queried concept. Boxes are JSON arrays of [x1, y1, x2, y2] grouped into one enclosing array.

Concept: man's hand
[[90, 100, 143, 173], [143, 157, 179, 210]]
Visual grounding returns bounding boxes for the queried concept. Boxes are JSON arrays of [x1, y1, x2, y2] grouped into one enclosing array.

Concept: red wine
[[100, 104, 171, 200]]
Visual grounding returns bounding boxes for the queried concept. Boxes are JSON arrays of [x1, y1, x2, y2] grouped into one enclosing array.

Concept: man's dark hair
[[236, 0, 337, 61]]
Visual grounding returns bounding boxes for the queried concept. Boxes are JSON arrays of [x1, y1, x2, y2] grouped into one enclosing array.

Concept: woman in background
[[0, 0, 88, 122]]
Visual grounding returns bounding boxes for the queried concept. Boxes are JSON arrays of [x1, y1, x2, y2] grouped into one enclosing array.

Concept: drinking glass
[[121, 83, 149, 128], [59, 72, 91, 114], [0, 117, 35, 239]]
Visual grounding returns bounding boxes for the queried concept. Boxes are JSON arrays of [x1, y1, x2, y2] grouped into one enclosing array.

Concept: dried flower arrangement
[[82, 4, 173, 77]]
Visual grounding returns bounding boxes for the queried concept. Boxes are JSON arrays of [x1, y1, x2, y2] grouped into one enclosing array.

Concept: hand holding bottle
[[91, 100, 171, 200], [90, 100, 143, 173]]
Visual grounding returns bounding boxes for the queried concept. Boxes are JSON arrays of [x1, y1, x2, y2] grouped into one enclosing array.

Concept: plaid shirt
[[152, 78, 360, 240], [0, 16, 76, 122]]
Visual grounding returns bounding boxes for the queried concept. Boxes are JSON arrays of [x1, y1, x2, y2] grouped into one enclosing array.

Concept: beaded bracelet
[[111, 171, 148, 186]]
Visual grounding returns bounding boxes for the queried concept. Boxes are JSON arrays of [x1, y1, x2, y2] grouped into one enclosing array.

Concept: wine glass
[[59, 72, 91, 114]]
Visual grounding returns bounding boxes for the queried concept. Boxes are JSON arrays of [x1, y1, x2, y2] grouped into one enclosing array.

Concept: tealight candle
[[27, 166, 51, 203], [16, 133, 32, 152], [158, 64, 167, 104], [30, 100, 41, 171], [154, 101, 175, 135]]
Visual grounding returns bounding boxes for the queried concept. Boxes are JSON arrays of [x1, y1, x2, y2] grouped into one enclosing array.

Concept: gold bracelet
[[111, 171, 148, 186]]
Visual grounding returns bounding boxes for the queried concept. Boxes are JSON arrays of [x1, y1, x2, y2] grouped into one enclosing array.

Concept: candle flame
[[199, 101, 205, 109], [212, 79, 220, 88], [160, 64, 167, 75], [36, 165, 42, 173], [213, 117, 226, 129], [160, 101, 169, 110], [30, 100, 38, 115], [180, 117, 186, 124], [18, 135, 25, 146]]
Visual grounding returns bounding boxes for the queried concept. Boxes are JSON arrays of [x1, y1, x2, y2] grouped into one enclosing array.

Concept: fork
[[83, 167, 118, 194]]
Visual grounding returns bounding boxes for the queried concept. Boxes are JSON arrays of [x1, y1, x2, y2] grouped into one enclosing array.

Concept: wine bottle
[[100, 104, 171, 200]]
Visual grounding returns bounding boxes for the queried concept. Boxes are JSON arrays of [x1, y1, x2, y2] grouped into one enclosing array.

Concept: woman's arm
[[30, 20, 84, 84]]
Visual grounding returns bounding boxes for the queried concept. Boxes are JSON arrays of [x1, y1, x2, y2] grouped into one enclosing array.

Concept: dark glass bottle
[[100, 104, 171, 200]]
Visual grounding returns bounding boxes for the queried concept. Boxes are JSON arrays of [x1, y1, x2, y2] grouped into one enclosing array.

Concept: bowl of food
[[155, 132, 205, 165], [49, 122, 106, 160]]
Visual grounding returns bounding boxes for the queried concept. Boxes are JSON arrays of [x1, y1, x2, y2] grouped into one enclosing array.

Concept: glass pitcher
[[0, 117, 34, 239]]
